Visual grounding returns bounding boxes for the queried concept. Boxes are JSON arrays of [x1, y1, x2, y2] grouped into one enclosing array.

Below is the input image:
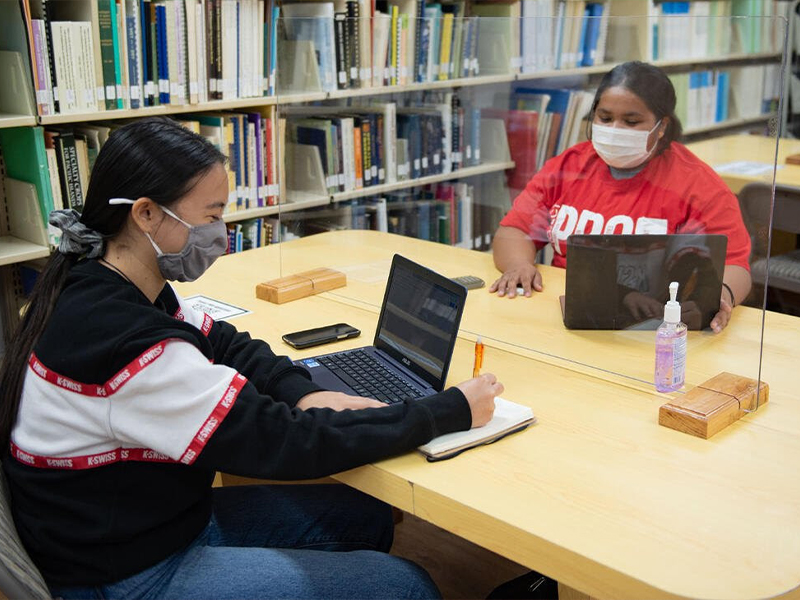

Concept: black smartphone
[[282, 323, 361, 350]]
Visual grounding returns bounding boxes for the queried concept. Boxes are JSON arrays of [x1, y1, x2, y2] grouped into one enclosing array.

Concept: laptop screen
[[374, 255, 466, 390], [564, 234, 727, 330]]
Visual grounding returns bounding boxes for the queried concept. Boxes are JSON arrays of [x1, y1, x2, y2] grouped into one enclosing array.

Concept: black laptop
[[560, 234, 727, 330], [296, 254, 467, 403]]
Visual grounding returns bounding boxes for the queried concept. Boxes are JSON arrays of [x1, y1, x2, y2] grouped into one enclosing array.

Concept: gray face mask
[[109, 198, 228, 282]]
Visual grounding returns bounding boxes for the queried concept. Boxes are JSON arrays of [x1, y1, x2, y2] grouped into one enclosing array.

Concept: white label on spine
[[421, 156, 429, 169], [53, 87, 59, 102], [106, 85, 116, 100], [65, 89, 76, 104], [190, 81, 199, 95], [96, 87, 105, 101], [121, 86, 129, 100], [116, 84, 123, 100], [453, 152, 462, 163], [378, 168, 385, 180], [249, 187, 257, 202], [433, 153, 440, 165], [350, 67, 357, 80], [258, 185, 267, 198], [475, 149, 481, 161], [83, 89, 94, 104], [131, 86, 141, 100], [209, 78, 217, 92], [383, 67, 390, 80], [36, 90, 49, 104], [371, 165, 377, 178], [146, 82, 154, 96], [466, 145, 472, 159], [338, 173, 344, 186], [414, 158, 420, 170]]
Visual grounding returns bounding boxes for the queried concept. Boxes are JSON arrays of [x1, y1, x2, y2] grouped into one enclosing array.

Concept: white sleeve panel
[[109, 340, 245, 462]]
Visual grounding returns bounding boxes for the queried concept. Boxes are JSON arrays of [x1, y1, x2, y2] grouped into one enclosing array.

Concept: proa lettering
[[138, 345, 164, 368], [32, 360, 48, 378], [108, 369, 131, 391], [57, 376, 82, 393], [181, 449, 196, 464], [202, 315, 213, 332], [221, 385, 238, 408], [46, 457, 73, 468], [547, 204, 668, 255], [15, 450, 35, 465], [197, 418, 218, 442], [87, 451, 117, 466]]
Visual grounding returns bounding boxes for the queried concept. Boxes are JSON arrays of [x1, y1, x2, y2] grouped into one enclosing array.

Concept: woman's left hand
[[296, 391, 386, 411], [709, 297, 733, 333]]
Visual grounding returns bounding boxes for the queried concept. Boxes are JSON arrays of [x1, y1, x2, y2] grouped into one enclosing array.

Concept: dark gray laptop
[[296, 254, 467, 403], [560, 234, 728, 330]]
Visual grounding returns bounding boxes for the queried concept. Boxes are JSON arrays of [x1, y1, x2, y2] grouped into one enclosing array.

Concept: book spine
[[375, 113, 385, 184], [126, 6, 140, 108], [42, 0, 60, 113], [353, 120, 363, 189], [413, 0, 424, 83], [347, 1, 360, 89], [334, 12, 349, 89], [361, 119, 372, 188]]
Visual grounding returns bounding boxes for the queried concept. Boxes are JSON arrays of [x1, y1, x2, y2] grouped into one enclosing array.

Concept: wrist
[[721, 282, 736, 307]]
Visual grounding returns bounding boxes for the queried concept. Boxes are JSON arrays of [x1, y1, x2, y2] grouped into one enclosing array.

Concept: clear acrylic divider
[[273, 11, 787, 408]]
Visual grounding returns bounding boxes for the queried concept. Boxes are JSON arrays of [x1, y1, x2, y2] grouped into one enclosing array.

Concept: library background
[[0, 0, 796, 354]]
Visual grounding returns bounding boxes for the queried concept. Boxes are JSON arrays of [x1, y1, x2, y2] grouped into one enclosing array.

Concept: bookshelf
[[0, 0, 790, 315]]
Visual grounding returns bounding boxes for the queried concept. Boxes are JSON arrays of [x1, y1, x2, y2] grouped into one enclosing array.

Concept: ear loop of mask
[[108, 198, 190, 256]]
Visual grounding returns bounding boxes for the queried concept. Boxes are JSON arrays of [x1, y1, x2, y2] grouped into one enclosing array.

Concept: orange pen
[[473, 336, 484, 378]]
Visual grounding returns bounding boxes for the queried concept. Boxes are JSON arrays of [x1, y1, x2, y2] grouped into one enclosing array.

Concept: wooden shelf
[[38, 96, 278, 126], [683, 114, 775, 136], [0, 236, 50, 266], [24, 51, 783, 125], [223, 196, 330, 223], [0, 114, 36, 128], [331, 161, 516, 203], [653, 52, 782, 71]]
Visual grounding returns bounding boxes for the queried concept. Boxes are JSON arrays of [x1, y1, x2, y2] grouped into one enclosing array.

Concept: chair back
[[0, 466, 50, 600], [738, 183, 800, 254]]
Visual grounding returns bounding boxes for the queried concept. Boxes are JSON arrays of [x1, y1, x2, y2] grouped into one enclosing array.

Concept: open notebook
[[418, 398, 536, 461]]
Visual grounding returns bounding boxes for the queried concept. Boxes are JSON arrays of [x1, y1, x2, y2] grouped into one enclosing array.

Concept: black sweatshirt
[[4, 260, 471, 586]]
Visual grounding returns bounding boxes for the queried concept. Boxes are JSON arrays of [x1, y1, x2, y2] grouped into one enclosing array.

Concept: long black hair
[[587, 61, 683, 154], [0, 117, 225, 453]]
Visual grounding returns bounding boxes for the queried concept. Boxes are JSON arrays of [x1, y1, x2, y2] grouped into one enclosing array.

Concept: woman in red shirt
[[490, 61, 752, 333]]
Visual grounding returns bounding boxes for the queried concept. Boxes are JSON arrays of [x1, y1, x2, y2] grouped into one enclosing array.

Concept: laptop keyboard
[[317, 350, 424, 404]]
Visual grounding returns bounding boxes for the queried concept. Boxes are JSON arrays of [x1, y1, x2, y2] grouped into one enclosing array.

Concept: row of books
[[283, 92, 482, 196], [225, 217, 280, 253], [650, 0, 789, 62], [670, 64, 781, 127], [496, 87, 594, 192], [25, 0, 276, 116], [281, 179, 503, 250], [0, 110, 281, 242]]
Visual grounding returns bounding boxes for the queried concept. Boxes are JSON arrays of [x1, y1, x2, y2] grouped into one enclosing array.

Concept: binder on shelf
[[0, 52, 36, 118], [277, 40, 323, 93], [285, 142, 328, 201], [0, 127, 58, 245], [3, 178, 49, 248]]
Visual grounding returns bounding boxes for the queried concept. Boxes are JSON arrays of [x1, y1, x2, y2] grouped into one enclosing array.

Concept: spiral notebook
[[417, 397, 536, 461]]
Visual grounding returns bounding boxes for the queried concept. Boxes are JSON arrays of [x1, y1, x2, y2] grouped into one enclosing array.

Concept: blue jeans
[[50, 484, 440, 599]]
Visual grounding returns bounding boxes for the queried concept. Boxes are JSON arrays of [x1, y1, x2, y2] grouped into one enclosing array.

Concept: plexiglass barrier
[[263, 11, 789, 407]]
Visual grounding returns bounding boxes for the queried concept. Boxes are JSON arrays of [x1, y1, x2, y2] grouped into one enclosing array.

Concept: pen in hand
[[473, 336, 484, 378]]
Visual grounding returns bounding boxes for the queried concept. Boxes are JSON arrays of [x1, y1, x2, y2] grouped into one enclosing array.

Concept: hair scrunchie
[[49, 209, 105, 259]]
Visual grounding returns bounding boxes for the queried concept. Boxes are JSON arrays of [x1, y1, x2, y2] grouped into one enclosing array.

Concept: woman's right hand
[[456, 373, 503, 428], [489, 263, 543, 298]]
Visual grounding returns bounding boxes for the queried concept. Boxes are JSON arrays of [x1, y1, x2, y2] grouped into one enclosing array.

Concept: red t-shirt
[[499, 141, 751, 270]]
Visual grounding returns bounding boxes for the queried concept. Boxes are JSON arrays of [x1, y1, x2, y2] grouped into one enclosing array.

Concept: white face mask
[[591, 120, 663, 170]]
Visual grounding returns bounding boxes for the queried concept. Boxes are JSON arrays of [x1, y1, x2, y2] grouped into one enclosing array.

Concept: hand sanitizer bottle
[[654, 281, 687, 393]]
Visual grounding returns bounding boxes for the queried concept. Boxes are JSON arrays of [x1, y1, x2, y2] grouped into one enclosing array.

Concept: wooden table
[[687, 134, 800, 193], [175, 231, 800, 600]]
